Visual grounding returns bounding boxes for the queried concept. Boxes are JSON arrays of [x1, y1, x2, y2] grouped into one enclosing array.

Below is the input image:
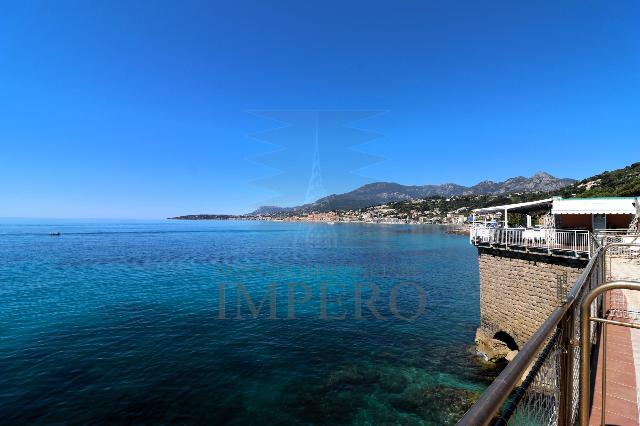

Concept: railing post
[[557, 272, 567, 303], [602, 243, 607, 283], [558, 304, 574, 426]]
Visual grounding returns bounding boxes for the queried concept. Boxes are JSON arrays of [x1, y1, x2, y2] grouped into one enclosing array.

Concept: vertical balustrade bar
[[601, 323, 607, 426], [558, 307, 574, 426]]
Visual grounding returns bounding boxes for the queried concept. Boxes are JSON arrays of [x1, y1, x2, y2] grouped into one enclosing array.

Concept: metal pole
[[558, 308, 574, 426], [601, 246, 606, 286], [579, 280, 640, 426], [580, 285, 596, 426], [580, 284, 599, 426], [600, 323, 607, 426]]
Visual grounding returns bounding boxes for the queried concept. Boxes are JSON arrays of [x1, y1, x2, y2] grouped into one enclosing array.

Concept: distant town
[[257, 200, 468, 225], [170, 196, 477, 225]]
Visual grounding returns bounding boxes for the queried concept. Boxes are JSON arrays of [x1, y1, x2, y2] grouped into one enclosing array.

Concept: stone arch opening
[[493, 331, 519, 351]]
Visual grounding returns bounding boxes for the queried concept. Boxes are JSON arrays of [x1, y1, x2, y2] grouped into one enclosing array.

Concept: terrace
[[470, 197, 640, 259]]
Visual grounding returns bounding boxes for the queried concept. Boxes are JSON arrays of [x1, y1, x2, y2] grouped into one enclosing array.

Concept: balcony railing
[[470, 225, 594, 258]]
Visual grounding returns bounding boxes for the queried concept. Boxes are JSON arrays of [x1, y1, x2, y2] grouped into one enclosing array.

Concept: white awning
[[473, 198, 554, 214], [551, 197, 637, 215]]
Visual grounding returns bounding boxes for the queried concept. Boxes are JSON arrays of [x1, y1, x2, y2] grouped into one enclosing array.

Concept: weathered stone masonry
[[476, 247, 587, 354]]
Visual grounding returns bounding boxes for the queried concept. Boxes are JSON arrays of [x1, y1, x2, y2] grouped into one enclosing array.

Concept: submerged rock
[[353, 408, 425, 426], [390, 385, 480, 424], [288, 390, 360, 423], [378, 371, 408, 394], [327, 364, 380, 389], [284, 382, 362, 424], [284, 364, 383, 423], [372, 350, 398, 362]]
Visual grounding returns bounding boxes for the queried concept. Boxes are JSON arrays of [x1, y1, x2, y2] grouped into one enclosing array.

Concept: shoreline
[[169, 216, 471, 234]]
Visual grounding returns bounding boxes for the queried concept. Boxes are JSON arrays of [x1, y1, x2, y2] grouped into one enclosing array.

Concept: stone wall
[[476, 247, 587, 352]]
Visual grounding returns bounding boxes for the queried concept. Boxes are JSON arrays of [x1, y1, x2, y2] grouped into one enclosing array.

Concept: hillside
[[250, 171, 575, 214], [363, 162, 640, 220], [558, 162, 640, 198]]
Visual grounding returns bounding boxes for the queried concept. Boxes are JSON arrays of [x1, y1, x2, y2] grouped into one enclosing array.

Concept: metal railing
[[579, 280, 640, 426], [470, 225, 592, 257], [458, 243, 640, 426], [598, 233, 640, 257], [549, 230, 591, 256]]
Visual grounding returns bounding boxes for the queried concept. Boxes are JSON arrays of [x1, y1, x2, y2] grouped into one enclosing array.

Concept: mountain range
[[251, 171, 576, 214]]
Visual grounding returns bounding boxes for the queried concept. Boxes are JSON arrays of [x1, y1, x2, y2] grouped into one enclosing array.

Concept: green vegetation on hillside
[[385, 193, 548, 217], [359, 162, 640, 218], [558, 162, 640, 198]]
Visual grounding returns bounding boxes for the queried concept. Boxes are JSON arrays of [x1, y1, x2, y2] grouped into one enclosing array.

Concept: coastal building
[[445, 213, 467, 224], [471, 196, 639, 259], [469, 196, 640, 357], [462, 196, 640, 425]]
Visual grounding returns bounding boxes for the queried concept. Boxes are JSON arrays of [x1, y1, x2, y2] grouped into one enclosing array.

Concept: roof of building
[[472, 198, 554, 214], [473, 196, 638, 215], [551, 197, 637, 215]]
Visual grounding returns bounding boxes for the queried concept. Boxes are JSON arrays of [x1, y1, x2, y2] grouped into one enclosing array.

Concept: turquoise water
[[0, 219, 499, 424]]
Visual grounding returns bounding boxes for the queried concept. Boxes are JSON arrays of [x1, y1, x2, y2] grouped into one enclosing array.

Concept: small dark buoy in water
[[49, 232, 61, 236]]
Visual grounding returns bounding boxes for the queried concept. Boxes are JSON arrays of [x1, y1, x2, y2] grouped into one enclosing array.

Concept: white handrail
[[470, 225, 593, 257]]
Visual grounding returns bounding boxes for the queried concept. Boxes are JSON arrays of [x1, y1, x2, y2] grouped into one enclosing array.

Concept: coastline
[[169, 216, 472, 235]]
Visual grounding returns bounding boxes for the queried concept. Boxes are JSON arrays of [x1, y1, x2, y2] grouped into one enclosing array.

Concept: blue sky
[[1, 1, 639, 218]]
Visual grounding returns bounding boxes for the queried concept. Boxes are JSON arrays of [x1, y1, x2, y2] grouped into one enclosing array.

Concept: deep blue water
[[0, 219, 499, 425]]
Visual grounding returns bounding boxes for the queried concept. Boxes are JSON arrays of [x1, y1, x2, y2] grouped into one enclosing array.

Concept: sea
[[0, 219, 502, 425]]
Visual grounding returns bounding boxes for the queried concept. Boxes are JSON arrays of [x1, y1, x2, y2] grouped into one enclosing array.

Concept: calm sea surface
[[0, 219, 500, 425]]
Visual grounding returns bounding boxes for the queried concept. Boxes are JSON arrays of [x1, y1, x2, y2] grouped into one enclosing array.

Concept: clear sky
[[1, 1, 639, 218]]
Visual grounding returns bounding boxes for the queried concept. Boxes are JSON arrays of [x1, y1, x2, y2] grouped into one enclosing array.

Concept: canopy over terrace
[[551, 197, 637, 215], [472, 198, 554, 228], [552, 197, 638, 232]]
